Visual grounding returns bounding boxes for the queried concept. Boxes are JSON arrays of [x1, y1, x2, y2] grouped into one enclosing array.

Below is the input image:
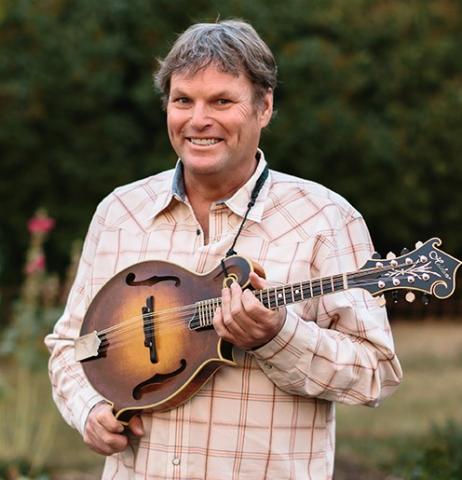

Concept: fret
[[310, 279, 320, 297], [319, 278, 324, 295], [204, 300, 209, 327], [199, 302, 204, 327], [276, 287, 285, 307], [290, 284, 295, 303], [309, 280, 313, 298], [266, 289, 271, 309], [270, 289, 277, 309], [331, 276, 335, 292], [207, 300, 213, 327], [283, 286, 290, 305], [201, 301, 206, 327], [292, 283, 302, 302], [343, 272, 348, 290], [272, 289, 278, 309], [204, 301, 209, 327]]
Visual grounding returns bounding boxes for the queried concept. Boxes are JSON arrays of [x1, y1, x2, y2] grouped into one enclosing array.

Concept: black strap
[[225, 165, 269, 258]]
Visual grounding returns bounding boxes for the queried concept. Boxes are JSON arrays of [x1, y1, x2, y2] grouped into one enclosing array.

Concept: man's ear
[[259, 88, 274, 128]]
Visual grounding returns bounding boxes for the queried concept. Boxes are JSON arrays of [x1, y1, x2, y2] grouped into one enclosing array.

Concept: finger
[[226, 283, 252, 334], [95, 404, 124, 434], [240, 288, 269, 322], [128, 415, 144, 436], [249, 271, 270, 290], [92, 429, 128, 456], [215, 287, 247, 342], [84, 422, 128, 456], [84, 403, 127, 455], [212, 306, 229, 339]]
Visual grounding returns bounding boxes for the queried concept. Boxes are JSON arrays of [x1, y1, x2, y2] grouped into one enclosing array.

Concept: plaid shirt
[[45, 151, 402, 479]]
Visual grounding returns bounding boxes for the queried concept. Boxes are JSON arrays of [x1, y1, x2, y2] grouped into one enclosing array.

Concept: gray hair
[[154, 20, 277, 108]]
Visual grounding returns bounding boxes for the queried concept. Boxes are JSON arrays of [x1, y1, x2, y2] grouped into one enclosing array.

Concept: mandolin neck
[[192, 271, 355, 330], [255, 272, 350, 310]]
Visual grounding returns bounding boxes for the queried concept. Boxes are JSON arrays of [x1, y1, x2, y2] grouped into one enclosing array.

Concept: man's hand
[[213, 271, 285, 350], [83, 402, 144, 456]]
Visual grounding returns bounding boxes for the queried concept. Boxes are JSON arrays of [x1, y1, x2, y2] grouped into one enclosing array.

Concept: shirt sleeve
[[44, 205, 108, 435], [251, 211, 403, 406]]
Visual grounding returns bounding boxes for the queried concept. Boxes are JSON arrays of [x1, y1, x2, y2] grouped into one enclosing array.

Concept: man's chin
[[181, 154, 226, 176]]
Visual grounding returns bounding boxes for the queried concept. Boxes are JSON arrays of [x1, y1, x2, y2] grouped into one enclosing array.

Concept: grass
[[336, 319, 462, 472]]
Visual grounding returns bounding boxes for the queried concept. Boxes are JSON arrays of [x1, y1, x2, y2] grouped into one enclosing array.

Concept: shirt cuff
[[250, 307, 320, 368], [71, 388, 108, 435]]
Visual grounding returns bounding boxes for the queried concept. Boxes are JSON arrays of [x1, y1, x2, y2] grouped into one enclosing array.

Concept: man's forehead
[[170, 65, 243, 89]]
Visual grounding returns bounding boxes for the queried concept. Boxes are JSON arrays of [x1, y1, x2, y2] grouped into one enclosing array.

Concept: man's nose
[[189, 102, 212, 130]]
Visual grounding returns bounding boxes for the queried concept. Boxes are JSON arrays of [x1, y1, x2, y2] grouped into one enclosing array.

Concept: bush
[[388, 421, 462, 480]]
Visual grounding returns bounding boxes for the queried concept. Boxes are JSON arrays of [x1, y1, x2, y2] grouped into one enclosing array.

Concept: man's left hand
[[213, 271, 285, 350]]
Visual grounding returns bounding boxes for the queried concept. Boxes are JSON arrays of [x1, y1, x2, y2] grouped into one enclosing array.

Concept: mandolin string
[[95, 277, 401, 354], [95, 276, 394, 355], [95, 267, 406, 351], [95, 263, 408, 346], [96, 265, 387, 340]]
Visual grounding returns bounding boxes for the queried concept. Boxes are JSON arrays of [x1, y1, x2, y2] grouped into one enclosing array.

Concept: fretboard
[[190, 272, 350, 330]]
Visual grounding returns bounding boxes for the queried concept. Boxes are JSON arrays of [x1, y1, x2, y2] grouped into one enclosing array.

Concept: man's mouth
[[187, 138, 222, 146]]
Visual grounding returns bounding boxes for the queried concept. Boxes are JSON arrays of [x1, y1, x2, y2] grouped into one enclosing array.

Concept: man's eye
[[216, 99, 231, 105], [174, 97, 190, 104]]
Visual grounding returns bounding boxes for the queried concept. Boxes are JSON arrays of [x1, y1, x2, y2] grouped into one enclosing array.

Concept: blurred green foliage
[[1, 0, 461, 296], [388, 421, 462, 479]]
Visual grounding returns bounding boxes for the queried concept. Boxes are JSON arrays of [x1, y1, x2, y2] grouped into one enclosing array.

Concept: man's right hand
[[83, 402, 144, 456]]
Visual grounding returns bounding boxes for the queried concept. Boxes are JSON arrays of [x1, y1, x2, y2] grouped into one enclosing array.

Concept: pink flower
[[25, 254, 46, 274], [28, 216, 55, 234]]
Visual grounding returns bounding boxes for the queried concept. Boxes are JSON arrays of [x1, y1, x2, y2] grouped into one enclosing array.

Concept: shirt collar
[[222, 149, 270, 223], [150, 150, 270, 223]]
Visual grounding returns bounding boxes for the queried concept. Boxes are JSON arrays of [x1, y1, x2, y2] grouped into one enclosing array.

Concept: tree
[[1, 0, 461, 304]]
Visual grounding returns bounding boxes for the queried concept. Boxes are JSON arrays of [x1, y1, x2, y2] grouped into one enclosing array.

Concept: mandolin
[[76, 237, 460, 423]]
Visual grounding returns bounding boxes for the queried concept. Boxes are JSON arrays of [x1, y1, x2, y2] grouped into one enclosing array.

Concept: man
[[46, 20, 402, 479]]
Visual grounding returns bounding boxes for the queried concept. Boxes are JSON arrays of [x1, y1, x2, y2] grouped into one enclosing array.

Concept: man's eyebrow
[[169, 87, 188, 96], [210, 90, 235, 98], [169, 87, 236, 98]]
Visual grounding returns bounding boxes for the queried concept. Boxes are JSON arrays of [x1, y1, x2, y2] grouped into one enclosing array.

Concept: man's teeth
[[189, 138, 221, 146]]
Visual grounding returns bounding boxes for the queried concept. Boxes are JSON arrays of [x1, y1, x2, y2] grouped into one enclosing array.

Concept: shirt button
[[172, 457, 181, 466]]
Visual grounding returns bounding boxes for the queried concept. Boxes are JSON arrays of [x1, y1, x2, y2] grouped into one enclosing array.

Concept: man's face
[[166, 65, 273, 182]]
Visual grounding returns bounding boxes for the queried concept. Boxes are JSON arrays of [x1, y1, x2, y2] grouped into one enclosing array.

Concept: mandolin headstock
[[354, 238, 461, 299]]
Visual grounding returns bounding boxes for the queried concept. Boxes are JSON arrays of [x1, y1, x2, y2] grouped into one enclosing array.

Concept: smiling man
[[46, 20, 402, 479]]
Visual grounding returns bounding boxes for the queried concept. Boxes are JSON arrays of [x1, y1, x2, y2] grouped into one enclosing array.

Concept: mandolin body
[[79, 256, 254, 423]]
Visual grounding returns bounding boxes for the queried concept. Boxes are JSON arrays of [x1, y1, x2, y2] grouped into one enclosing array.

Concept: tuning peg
[[377, 296, 387, 307], [371, 251, 381, 259], [386, 252, 396, 260], [405, 291, 416, 303], [415, 241, 423, 249], [392, 291, 399, 304], [401, 247, 410, 255], [421, 293, 430, 306]]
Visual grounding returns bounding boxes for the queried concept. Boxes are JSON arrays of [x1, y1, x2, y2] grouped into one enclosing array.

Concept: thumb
[[249, 271, 270, 290], [128, 415, 144, 436]]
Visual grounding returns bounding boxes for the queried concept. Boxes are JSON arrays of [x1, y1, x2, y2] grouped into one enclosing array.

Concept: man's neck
[[183, 158, 257, 204], [182, 158, 258, 242]]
